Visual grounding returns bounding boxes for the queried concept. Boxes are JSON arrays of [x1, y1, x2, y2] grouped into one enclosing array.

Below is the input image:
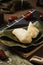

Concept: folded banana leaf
[[33, 21, 43, 33], [0, 36, 43, 48], [0, 21, 43, 47], [0, 39, 29, 48]]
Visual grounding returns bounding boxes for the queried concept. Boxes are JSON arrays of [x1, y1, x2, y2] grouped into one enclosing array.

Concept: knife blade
[[0, 9, 35, 32]]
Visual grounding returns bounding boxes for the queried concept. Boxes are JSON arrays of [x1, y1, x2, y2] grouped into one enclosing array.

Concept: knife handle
[[0, 50, 8, 60], [40, 14, 43, 20], [23, 12, 33, 20], [8, 16, 18, 22], [30, 56, 43, 65]]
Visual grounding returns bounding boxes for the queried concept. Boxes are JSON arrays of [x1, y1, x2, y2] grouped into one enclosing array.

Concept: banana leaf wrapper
[[0, 36, 43, 48], [0, 39, 29, 48], [0, 21, 43, 47], [8, 44, 43, 58]]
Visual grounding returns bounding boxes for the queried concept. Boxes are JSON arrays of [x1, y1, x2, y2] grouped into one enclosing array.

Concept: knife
[[0, 9, 35, 32]]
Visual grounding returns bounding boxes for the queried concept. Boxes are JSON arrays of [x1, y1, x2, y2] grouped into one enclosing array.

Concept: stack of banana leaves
[[0, 21, 43, 59]]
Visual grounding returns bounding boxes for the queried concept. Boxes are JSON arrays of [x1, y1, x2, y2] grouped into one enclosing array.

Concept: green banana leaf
[[0, 37, 43, 48], [33, 21, 43, 33], [0, 21, 43, 47], [0, 39, 29, 48]]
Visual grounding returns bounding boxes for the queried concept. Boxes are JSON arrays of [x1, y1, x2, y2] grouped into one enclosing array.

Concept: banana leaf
[[33, 21, 43, 33], [0, 21, 43, 47], [0, 39, 29, 48]]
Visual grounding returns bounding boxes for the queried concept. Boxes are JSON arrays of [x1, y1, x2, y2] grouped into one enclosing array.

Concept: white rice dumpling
[[12, 28, 32, 43], [28, 22, 39, 38]]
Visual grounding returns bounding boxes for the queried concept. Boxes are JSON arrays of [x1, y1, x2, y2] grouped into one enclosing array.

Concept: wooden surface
[[4, 0, 43, 22], [29, 0, 43, 13]]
